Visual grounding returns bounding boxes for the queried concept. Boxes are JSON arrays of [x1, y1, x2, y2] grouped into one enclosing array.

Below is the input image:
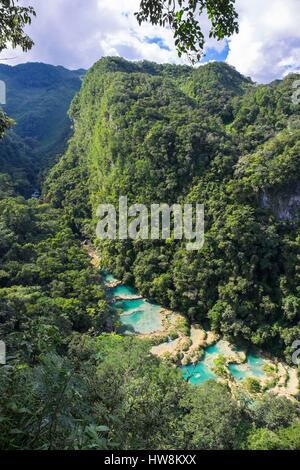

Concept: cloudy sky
[[0, 0, 300, 83]]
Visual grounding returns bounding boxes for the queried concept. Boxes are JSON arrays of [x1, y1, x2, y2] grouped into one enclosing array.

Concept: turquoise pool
[[181, 342, 224, 385], [182, 361, 217, 385], [102, 272, 118, 283], [102, 272, 164, 335], [102, 273, 267, 383], [115, 298, 163, 334], [111, 284, 137, 298], [182, 341, 266, 385], [228, 354, 266, 381]]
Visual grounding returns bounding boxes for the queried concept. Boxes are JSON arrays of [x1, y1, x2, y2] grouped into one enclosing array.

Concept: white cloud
[[0, 0, 299, 83], [0, 0, 227, 69], [0, 0, 184, 68], [227, 0, 300, 82]]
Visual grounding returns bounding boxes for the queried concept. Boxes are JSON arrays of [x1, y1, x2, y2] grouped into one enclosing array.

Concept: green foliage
[[246, 428, 284, 450], [250, 396, 300, 431], [47, 58, 300, 361], [180, 382, 242, 449], [9, 334, 299, 450], [0, 107, 13, 136], [213, 354, 228, 378], [247, 423, 300, 450], [0, 352, 110, 450], [135, 1, 239, 63], [1, 57, 300, 451], [243, 377, 261, 394], [0, 195, 115, 364], [0, 0, 36, 53]]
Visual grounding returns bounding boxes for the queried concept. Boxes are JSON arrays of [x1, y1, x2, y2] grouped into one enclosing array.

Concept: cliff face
[[45, 57, 300, 356], [261, 185, 300, 221]]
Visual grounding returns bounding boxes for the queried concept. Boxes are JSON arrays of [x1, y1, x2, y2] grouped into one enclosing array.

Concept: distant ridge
[[0, 62, 85, 195]]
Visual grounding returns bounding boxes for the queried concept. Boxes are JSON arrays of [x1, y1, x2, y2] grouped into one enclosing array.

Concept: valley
[[1, 57, 300, 450]]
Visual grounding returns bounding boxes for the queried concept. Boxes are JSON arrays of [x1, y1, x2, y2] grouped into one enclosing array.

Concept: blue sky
[[0, 0, 299, 83], [202, 43, 230, 63]]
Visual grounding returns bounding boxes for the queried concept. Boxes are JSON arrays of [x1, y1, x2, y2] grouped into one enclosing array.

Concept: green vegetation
[[0, 192, 114, 364], [243, 377, 261, 394], [1, 332, 299, 450], [46, 57, 300, 362], [1, 58, 300, 450], [0, 0, 35, 53], [247, 424, 300, 450], [0, 63, 83, 196], [213, 354, 228, 378], [135, 0, 239, 62]]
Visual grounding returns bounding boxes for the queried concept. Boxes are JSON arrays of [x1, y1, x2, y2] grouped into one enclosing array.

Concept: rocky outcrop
[[105, 280, 121, 288], [261, 184, 300, 221], [268, 365, 299, 399], [111, 294, 143, 302]]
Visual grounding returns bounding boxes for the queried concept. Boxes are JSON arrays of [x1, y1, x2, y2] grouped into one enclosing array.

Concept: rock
[[260, 184, 300, 221], [111, 294, 142, 301], [105, 280, 121, 288], [206, 331, 219, 346]]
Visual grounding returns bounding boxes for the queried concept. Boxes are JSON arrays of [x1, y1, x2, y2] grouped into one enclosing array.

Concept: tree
[[135, 0, 239, 63], [0, 1, 36, 137], [0, 0, 36, 53], [247, 423, 300, 450], [180, 382, 242, 449], [247, 428, 283, 451], [0, 108, 12, 137], [250, 396, 300, 431]]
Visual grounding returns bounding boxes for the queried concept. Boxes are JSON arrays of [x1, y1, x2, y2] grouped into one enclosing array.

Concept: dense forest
[[0, 58, 300, 450], [0, 63, 83, 197], [46, 58, 300, 361]]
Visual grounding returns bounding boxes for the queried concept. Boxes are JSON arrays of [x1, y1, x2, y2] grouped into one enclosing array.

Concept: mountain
[[1, 57, 300, 451], [0, 62, 84, 196], [45, 57, 252, 223], [46, 57, 300, 358]]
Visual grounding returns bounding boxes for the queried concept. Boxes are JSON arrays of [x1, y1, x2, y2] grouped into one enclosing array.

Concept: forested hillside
[[0, 63, 84, 196], [46, 57, 300, 361], [1, 58, 300, 450]]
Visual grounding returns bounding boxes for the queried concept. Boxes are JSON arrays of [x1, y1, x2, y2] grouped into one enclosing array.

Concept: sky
[[0, 0, 300, 83]]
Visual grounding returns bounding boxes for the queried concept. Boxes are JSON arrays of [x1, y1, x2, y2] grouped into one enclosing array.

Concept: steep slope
[[46, 57, 300, 360], [45, 58, 251, 223], [1, 58, 300, 451], [0, 63, 84, 196]]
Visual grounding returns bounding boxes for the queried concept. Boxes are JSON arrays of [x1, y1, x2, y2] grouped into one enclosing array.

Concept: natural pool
[[182, 361, 217, 385], [228, 354, 266, 381], [182, 340, 266, 385], [102, 272, 118, 284], [115, 297, 163, 335], [104, 278, 163, 335], [181, 342, 224, 385], [111, 284, 137, 298], [102, 272, 267, 385]]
